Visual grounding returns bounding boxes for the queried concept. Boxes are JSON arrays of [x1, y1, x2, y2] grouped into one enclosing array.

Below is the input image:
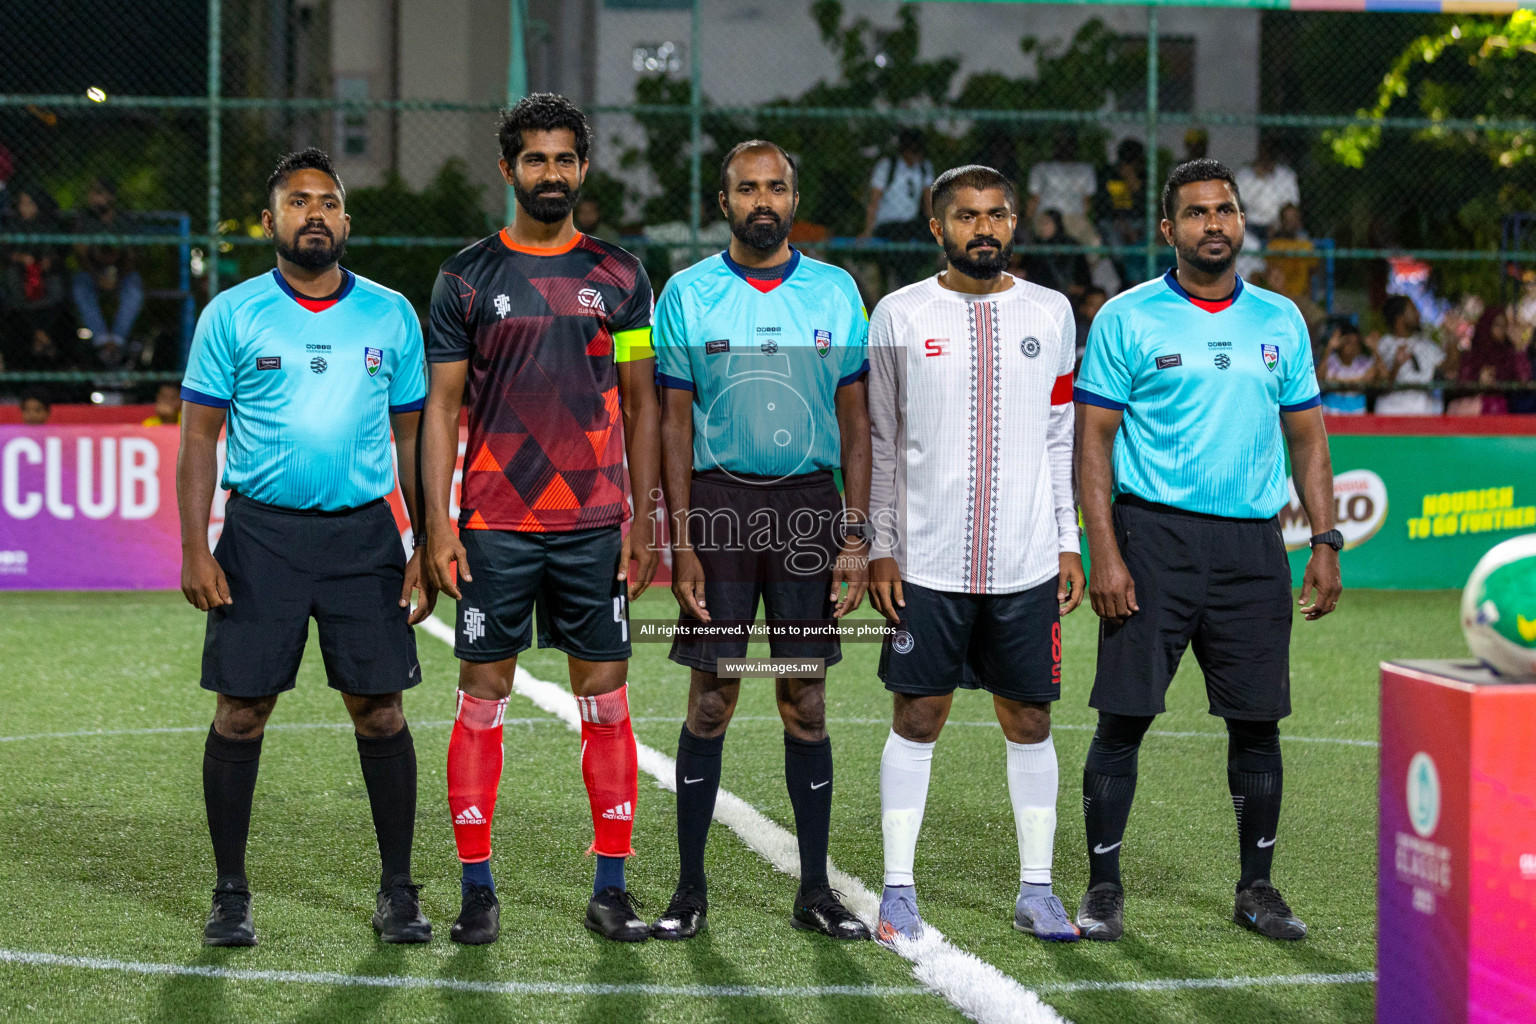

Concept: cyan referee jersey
[[182, 269, 427, 510], [1074, 271, 1320, 519], [653, 249, 869, 478]]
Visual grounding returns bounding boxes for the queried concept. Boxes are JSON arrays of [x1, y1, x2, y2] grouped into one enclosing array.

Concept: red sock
[[578, 685, 638, 857], [447, 690, 507, 863]]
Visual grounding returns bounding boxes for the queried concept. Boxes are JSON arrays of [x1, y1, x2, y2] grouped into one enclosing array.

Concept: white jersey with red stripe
[[868, 273, 1078, 595]]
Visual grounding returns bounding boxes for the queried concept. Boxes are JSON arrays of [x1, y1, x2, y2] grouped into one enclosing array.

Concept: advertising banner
[[4, 422, 1530, 590], [1283, 434, 1536, 589], [0, 425, 429, 591]]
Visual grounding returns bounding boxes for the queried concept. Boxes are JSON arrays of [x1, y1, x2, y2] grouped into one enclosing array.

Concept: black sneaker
[[203, 878, 257, 947], [586, 887, 649, 942], [1234, 880, 1307, 941], [372, 878, 432, 944], [650, 886, 707, 941], [791, 885, 870, 940], [1075, 882, 1124, 942], [450, 883, 500, 945]]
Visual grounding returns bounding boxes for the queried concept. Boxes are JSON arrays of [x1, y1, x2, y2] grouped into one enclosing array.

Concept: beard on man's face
[[942, 232, 1011, 279], [276, 222, 346, 270], [515, 178, 578, 224], [728, 204, 793, 252], [1176, 229, 1238, 276]]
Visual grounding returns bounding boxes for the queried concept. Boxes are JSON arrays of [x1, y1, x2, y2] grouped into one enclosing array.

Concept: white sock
[[1007, 734, 1059, 886], [880, 730, 935, 887]]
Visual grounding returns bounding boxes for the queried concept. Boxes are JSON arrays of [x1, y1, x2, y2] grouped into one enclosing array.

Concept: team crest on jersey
[[578, 287, 607, 315], [814, 329, 832, 358], [364, 347, 382, 376], [1021, 336, 1041, 358], [1261, 343, 1279, 373]]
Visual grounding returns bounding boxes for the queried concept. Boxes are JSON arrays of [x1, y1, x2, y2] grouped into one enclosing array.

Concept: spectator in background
[[860, 129, 934, 290], [1233, 139, 1299, 245], [1026, 130, 1097, 245], [142, 381, 183, 426], [2, 184, 72, 370], [574, 196, 619, 240], [1096, 139, 1147, 281], [19, 389, 50, 425], [1264, 204, 1318, 300], [1375, 294, 1451, 415], [1259, 262, 1326, 341], [1183, 127, 1208, 162], [72, 177, 144, 368], [1017, 209, 1090, 300], [1319, 322, 1380, 416], [1458, 306, 1532, 416], [1075, 285, 1107, 365]]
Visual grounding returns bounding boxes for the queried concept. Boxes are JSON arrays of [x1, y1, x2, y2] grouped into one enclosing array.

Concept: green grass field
[[0, 588, 1467, 1023]]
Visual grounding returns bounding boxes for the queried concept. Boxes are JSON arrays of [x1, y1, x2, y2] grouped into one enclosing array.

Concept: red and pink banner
[[0, 424, 666, 590], [0, 425, 425, 590]]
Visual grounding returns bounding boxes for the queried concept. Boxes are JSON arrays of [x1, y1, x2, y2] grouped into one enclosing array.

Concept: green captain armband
[[613, 327, 654, 363]]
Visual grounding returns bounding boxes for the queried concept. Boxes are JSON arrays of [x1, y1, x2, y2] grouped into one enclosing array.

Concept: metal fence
[[3, 0, 1536, 408]]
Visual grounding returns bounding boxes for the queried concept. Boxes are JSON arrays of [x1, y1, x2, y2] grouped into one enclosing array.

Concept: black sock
[[1083, 771, 1137, 888], [1082, 712, 1152, 889], [1226, 719, 1283, 889], [675, 725, 724, 895], [784, 733, 833, 891], [204, 724, 263, 886], [356, 722, 417, 888]]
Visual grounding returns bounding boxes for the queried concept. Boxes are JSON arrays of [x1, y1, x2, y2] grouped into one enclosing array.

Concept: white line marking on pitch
[[419, 616, 1070, 1024], [0, 949, 928, 999], [0, 949, 1373, 1000], [1035, 971, 1376, 995]]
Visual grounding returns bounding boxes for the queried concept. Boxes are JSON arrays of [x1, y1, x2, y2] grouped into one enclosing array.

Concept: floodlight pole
[[207, 0, 222, 298], [1143, 3, 1159, 283], [506, 0, 528, 226], [688, 0, 703, 261]]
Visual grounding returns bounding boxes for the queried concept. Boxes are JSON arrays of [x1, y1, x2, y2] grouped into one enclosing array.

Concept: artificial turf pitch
[[0, 588, 1465, 1023]]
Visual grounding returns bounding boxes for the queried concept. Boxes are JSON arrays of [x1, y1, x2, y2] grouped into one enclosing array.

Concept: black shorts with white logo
[[201, 493, 421, 698], [1090, 496, 1294, 722], [878, 578, 1063, 704], [668, 470, 844, 672], [455, 525, 629, 663]]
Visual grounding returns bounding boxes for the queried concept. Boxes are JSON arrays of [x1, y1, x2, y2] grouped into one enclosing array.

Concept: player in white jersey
[[867, 164, 1085, 944]]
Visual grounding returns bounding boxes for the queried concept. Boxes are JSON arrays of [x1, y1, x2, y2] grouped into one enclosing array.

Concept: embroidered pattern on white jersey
[[964, 299, 1004, 592]]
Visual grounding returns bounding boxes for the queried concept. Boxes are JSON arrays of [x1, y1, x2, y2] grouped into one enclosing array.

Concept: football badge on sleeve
[[1261, 343, 1279, 373], [365, 347, 383, 376]]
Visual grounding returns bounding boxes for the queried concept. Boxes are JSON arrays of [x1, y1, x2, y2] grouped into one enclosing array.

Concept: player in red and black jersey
[[422, 94, 661, 944]]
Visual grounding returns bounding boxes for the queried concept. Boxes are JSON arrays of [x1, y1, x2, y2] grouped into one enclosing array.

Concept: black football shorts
[[878, 578, 1063, 704], [668, 470, 844, 672], [201, 493, 421, 698], [454, 525, 629, 663], [1090, 496, 1294, 721]]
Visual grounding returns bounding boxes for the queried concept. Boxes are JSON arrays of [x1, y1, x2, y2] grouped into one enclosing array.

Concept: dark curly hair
[[266, 148, 344, 208], [1160, 158, 1241, 220], [497, 93, 591, 165]]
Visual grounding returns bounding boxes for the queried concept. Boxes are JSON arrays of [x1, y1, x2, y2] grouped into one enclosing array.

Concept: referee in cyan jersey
[[1072, 159, 1341, 943], [649, 140, 872, 941], [177, 149, 433, 947]]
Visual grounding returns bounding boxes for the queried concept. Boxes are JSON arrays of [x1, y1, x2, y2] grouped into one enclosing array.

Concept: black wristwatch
[[1309, 529, 1344, 552]]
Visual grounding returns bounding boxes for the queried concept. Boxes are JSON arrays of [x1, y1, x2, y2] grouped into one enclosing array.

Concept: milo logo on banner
[[1281, 469, 1389, 552]]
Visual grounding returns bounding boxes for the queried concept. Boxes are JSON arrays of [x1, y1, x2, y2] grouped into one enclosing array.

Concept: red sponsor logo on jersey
[[924, 338, 949, 357]]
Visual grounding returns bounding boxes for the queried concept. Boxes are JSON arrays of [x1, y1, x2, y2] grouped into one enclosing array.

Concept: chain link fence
[[3, 0, 1534, 412]]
